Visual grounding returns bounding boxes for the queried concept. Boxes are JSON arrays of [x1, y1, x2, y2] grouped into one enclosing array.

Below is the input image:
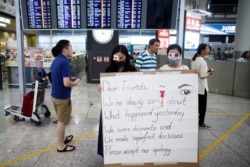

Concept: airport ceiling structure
[[185, 0, 238, 23], [205, 0, 238, 23]]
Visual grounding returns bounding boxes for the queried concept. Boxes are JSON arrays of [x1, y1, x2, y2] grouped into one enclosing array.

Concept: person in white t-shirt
[[237, 51, 250, 62], [159, 44, 189, 70], [191, 43, 214, 129]]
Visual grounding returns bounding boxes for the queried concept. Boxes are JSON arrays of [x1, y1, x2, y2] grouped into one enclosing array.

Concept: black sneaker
[[199, 123, 211, 129]]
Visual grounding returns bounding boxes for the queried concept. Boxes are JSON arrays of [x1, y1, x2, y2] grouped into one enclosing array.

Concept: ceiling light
[[0, 23, 7, 27], [190, 9, 212, 16]]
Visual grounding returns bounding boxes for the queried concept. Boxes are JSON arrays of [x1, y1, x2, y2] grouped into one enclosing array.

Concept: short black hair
[[148, 38, 160, 47], [51, 39, 70, 57], [105, 45, 132, 72], [167, 44, 182, 55]]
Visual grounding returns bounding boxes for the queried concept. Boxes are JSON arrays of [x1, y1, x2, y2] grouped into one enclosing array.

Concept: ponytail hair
[[192, 53, 199, 61], [51, 39, 70, 57], [51, 46, 60, 57], [192, 43, 208, 61]]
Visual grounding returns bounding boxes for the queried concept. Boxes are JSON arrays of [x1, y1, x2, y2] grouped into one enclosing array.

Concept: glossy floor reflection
[[0, 71, 249, 167]]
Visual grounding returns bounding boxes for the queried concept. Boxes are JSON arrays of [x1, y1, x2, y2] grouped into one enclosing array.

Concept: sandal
[[64, 135, 74, 144], [57, 144, 75, 152]]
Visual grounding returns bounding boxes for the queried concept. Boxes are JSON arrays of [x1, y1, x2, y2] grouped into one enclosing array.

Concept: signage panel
[[200, 24, 236, 35], [56, 0, 81, 29], [158, 29, 170, 49], [26, 0, 52, 29], [185, 16, 201, 31], [86, 0, 111, 28], [117, 0, 142, 29]]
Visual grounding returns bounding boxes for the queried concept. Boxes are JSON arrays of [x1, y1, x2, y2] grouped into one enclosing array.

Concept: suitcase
[[21, 91, 35, 117]]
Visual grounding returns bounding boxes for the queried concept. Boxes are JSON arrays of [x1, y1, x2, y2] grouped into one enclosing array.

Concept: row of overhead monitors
[[21, 0, 178, 30]]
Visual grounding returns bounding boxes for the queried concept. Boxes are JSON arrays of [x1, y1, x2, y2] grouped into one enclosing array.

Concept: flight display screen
[[146, 0, 174, 29], [86, 0, 111, 28], [117, 0, 142, 29], [56, 0, 81, 29], [26, 0, 52, 29]]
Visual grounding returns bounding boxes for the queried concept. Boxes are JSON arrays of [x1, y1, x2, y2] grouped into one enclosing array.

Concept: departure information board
[[117, 0, 142, 29], [146, 0, 175, 29], [26, 0, 52, 29], [56, 0, 81, 29], [86, 0, 111, 28], [22, 0, 176, 29]]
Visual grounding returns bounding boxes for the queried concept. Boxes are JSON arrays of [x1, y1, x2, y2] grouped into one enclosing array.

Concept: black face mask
[[114, 61, 126, 67]]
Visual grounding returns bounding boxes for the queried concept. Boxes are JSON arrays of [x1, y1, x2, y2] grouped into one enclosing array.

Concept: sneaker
[[199, 123, 211, 129]]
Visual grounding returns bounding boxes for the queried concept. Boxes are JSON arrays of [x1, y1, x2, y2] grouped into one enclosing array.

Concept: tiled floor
[[0, 71, 249, 167]]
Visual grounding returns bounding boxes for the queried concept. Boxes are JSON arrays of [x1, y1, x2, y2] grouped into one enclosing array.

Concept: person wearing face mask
[[97, 45, 137, 158], [159, 44, 189, 70], [105, 45, 137, 72]]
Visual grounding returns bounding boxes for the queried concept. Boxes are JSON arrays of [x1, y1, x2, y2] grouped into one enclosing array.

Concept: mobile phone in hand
[[208, 69, 214, 72], [71, 77, 80, 82]]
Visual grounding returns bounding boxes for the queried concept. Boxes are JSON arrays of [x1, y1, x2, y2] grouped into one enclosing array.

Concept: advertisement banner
[[200, 24, 236, 35]]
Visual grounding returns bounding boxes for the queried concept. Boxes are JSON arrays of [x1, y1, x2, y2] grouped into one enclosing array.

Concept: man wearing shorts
[[51, 40, 80, 152]]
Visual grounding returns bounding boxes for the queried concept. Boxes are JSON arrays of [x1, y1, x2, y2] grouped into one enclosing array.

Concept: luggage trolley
[[4, 79, 51, 126]]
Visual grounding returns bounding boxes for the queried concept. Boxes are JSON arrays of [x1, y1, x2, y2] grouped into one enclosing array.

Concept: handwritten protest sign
[[100, 72, 198, 166]]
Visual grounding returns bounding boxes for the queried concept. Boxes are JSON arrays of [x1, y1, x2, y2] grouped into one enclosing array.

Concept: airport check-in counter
[[186, 59, 250, 98], [158, 54, 250, 98], [232, 62, 250, 98], [206, 60, 235, 95]]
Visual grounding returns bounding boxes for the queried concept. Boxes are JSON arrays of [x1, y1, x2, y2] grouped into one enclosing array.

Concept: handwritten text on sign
[[101, 73, 198, 165]]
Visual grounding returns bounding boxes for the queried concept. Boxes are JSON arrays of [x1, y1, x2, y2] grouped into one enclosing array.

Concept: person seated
[[159, 44, 189, 70], [237, 51, 250, 62]]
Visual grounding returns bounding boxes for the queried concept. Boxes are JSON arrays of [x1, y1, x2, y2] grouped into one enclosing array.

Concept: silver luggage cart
[[4, 80, 51, 126]]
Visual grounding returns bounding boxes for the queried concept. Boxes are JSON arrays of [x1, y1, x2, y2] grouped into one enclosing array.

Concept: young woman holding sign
[[97, 45, 137, 157]]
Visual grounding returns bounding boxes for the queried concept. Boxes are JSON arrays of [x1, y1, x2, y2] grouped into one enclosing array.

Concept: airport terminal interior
[[0, 71, 250, 167], [0, 0, 250, 167]]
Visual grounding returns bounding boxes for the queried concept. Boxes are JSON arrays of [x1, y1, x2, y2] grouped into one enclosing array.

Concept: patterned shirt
[[135, 50, 157, 71]]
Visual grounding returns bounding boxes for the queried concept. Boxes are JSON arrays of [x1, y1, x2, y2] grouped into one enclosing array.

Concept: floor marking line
[[208, 112, 249, 115], [0, 131, 98, 167], [199, 113, 250, 160]]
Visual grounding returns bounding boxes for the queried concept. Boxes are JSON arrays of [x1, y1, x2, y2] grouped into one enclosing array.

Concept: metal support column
[[15, 0, 26, 103], [177, 0, 185, 48]]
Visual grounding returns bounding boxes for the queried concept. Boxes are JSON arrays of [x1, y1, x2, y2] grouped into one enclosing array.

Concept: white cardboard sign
[[100, 72, 198, 165]]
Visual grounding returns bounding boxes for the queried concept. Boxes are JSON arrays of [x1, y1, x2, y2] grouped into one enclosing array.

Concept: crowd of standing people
[[50, 39, 215, 155], [94, 39, 214, 157]]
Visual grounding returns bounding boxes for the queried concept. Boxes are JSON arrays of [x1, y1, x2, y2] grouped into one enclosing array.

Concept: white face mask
[[168, 57, 182, 65], [168, 53, 182, 65]]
